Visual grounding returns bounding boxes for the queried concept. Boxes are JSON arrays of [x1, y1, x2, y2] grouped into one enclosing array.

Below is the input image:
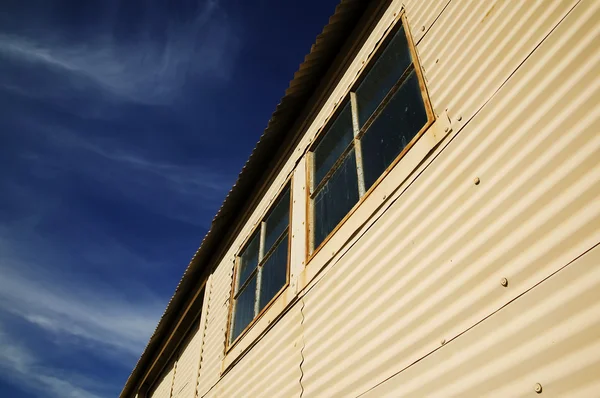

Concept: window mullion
[[254, 222, 266, 316], [350, 92, 366, 197], [307, 151, 315, 253]]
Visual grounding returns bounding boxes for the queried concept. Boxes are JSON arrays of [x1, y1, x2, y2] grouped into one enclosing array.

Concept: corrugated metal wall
[[196, 260, 232, 397], [300, 0, 600, 396], [149, 361, 175, 398], [171, 321, 202, 398], [205, 304, 304, 398], [143, 0, 599, 396], [417, 0, 581, 125], [361, 245, 600, 397]]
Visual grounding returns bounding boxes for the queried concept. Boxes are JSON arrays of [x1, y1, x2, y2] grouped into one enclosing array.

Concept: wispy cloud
[[0, 251, 163, 357], [9, 116, 235, 225], [0, 326, 107, 398], [0, 0, 240, 104], [86, 145, 232, 197], [0, 215, 168, 398]]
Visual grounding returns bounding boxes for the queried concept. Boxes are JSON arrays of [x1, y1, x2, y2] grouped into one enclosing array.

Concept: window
[[229, 185, 291, 344], [308, 19, 432, 254]]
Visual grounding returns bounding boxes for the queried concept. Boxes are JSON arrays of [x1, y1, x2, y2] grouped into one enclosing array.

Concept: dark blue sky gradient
[[0, 1, 339, 396]]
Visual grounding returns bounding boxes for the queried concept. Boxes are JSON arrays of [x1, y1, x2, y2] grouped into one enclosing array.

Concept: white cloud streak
[[0, 249, 163, 357], [13, 119, 234, 224], [0, 232, 167, 398], [0, 0, 239, 104], [0, 327, 107, 398], [89, 146, 232, 196]]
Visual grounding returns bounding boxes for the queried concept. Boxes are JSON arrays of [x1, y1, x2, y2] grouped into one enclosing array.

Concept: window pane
[[313, 102, 354, 188], [361, 71, 427, 190], [231, 274, 256, 342], [264, 187, 290, 253], [259, 233, 288, 310], [312, 150, 359, 250], [355, 25, 412, 126], [238, 231, 259, 289]]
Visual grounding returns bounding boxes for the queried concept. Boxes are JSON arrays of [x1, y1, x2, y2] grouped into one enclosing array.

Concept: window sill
[[300, 113, 451, 293]]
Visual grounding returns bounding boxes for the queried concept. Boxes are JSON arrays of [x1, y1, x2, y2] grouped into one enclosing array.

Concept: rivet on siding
[[444, 127, 449, 133], [474, 177, 481, 185], [440, 339, 446, 346], [383, 194, 387, 200], [457, 115, 463, 121], [501, 277, 508, 287], [421, 25, 425, 31], [435, 58, 439, 64], [534, 383, 542, 394], [292, 234, 295, 238]]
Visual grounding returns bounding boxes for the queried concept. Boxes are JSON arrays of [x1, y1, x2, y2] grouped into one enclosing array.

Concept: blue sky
[[0, 0, 338, 396]]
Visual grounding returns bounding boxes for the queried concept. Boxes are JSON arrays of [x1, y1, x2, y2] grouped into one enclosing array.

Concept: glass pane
[[312, 150, 359, 250], [313, 101, 354, 188], [237, 231, 259, 289], [259, 233, 289, 310], [231, 274, 256, 342], [355, 25, 412, 126], [361, 71, 427, 190], [264, 187, 290, 253]]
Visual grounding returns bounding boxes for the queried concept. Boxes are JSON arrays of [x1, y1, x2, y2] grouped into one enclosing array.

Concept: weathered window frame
[[226, 179, 293, 351], [306, 11, 434, 261]]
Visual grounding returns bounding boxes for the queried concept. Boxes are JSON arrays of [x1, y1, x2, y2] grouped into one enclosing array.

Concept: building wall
[[171, 320, 203, 398], [149, 359, 175, 398], [204, 305, 304, 398], [142, 0, 600, 396]]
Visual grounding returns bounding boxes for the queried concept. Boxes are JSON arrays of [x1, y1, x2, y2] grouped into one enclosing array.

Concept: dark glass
[[361, 71, 427, 190], [264, 187, 290, 253], [312, 150, 360, 250], [237, 231, 259, 290], [231, 275, 257, 342], [313, 102, 354, 189], [355, 25, 412, 126], [258, 233, 289, 310]]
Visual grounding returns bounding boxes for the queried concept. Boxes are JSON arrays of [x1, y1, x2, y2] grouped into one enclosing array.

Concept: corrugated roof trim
[[120, 1, 371, 396]]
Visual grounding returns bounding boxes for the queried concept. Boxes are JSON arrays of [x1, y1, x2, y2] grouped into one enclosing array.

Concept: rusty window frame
[[227, 181, 292, 348], [307, 11, 434, 258]]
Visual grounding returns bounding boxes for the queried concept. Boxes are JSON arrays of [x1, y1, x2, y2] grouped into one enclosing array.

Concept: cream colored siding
[[196, 263, 230, 398], [417, 0, 581, 125], [404, 0, 451, 44], [206, 305, 304, 398], [149, 362, 175, 398], [299, 0, 600, 396], [171, 322, 202, 398], [289, 158, 307, 295], [362, 245, 600, 397], [194, 274, 211, 398]]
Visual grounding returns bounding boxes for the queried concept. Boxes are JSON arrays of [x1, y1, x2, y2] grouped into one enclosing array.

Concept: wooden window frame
[[306, 11, 434, 262], [225, 178, 293, 352]]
